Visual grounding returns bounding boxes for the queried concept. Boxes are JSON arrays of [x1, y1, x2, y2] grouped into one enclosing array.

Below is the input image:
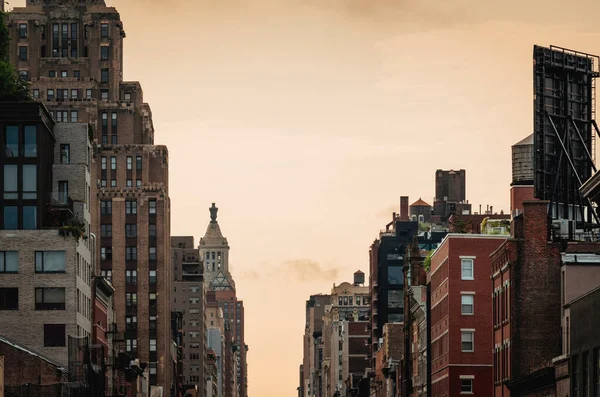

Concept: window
[[4, 125, 18, 158], [126, 247, 137, 261], [126, 200, 137, 215], [35, 288, 66, 310], [149, 247, 157, 261], [74, 70, 80, 78], [149, 270, 157, 284], [19, 23, 27, 38], [33, 89, 39, 99], [47, 89, 55, 100], [101, 46, 109, 60], [100, 200, 112, 215], [35, 251, 66, 273], [71, 23, 78, 58], [23, 206, 36, 230], [0, 288, 18, 310], [136, 156, 142, 170], [101, 23, 109, 38], [101, 156, 107, 170], [149, 200, 157, 215], [111, 135, 117, 145], [136, 179, 142, 188], [126, 224, 137, 238], [111, 112, 117, 128], [126, 293, 137, 307], [86, 89, 92, 99], [100, 269, 112, 282], [58, 181, 68, 203], [110, 156, 116, 170], [3, 206, 17, 230], [70, 111, 78, 122], [70, 89, 78, 99], [101, 68, 109, 83], [150, 315, 157, 330], [388, 266, 403, 285], [149, 224, 157, 237], [19, 46, 27, 61], [4, 164, 17, 199], [150, 339, 157, 351], [60, 144, 70, 163], [461, 258, 474, 280], [100, 247, 112, 261], [126, 179, 132, 188], [55, 110, 68, 122], [124, 92, 131, 101], [461, 294, 474, 315], [101, 224, 112, 237], [127, 156, 132, 170], [61, 70, 67, 78], [49, 70, 57, 78], [126, 315, 137, 330], [0, 252, 18, 273], [126, 270, 137, 284], [44, 324, 66, 347], [460, 379, 473, 394], [126, 338, 137, 352], [101, 90, 108, 101], [19, 70, 28, 81], [461, 330, 474, 352]]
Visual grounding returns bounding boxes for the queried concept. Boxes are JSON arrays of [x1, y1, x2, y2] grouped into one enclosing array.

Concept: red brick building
[[429, 234, 505, 397], [490, 201, 562, 397]]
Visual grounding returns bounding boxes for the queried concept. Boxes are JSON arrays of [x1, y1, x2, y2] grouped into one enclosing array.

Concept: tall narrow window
[[126, 270, 137, 284], [461, 259, 474, 280], [111, 112, 117, 129], [125, 224, 137, 238], [24, 126, 37, 157], [52, 24, 59, 57], [60, 144, 70, 164], [22, 165, 37, 199], [101, 156, 107, 170], [110, 156, 116, 170], [461, 331, 474, 352], [136, 156, 142, 170], [4, 165, 18, 199], [70, 23, 78, 58], [61, 24, 68, 57], [149, 247, 157, 261], [86, 89, 92, 99], [101, 112, 108, 130], [4, 126, 18, 158], [100, 46, 109, 60], [33, 89, 40, 99], [3, 206, 17, 230], [149, 270, 157, 284], [149, 200, 157, 215], [127, 156, 133, 170], [461, 294, 474, 315], [126, 200, 137, 215], [47, 89, 55, 100], [100, 200, 112, 215], [101, 68, 109, 83], [18, 46, 27, 61], [101, 23, 109, 38], [19, 23, 27, 38], [70, 111, 78, 123], [58, 181, 68, 203]]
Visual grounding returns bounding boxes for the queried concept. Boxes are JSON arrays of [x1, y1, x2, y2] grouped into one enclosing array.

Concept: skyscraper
[[7, 0, 172, 391]]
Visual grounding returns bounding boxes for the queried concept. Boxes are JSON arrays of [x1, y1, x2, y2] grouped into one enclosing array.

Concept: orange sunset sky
[[9, 0, 600, 395]]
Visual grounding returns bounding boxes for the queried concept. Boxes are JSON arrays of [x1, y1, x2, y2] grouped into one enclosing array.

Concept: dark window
[[19, 70, 28, 81], [460, 379, 473, 394], [47, 89, 54, 100], [74, 70, 80, 78], [33, 89, 39, 99], [0, 288, 18, 310], [149, 200, 157, 215], [22, 206, 36, 230], [35, 251, 66, 273], [101, 46, 109, 60], [18, 46, 27, 61], [101, 247, 112, 261], [101, 224, 112, 237], [111, 112, 117, 128], [35, 288, 66, 310], [58, 181, 68, 203], [126, 247, 137, 261], [149, 315, 157, 330], [4, 125, 18, 158], [41, 45, 46, 57], [149, 270, 157, 284], [0, 252, 18, 273], [23, 125, 37, 158], [126, 224, 137, 238], [3, 206, 17, 230], [574, 355, 580, 395], [149, 224, 157, 238], [52, 24, 59, 57], [388, 266, 403, 285], [136, 156, 142, 170], [101, 23, 109, 38], [101, 269, 112, 282], [126, 293, 137, 307], [126, 200, 137, 215], [49, 70, 56, 77], [149, 247, 157, 261], [60, 144, 70, 164], [100, 200, 112, 215], [126, 315, 137, 330], [101, 68, 109, 83], [111, 135, 117, 145], [44, 324, 66, 347], [70, 23, 78, 58], [101, 135, 108, 146], [19, 23, 27, 38], [61, 24, 68, 57]]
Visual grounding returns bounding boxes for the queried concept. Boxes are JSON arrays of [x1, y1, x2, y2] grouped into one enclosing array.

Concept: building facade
[[303, 294, 331, 397], [429, 234, 505, 397], [432, 169, 471, 221], [7, 0, 173, 391]]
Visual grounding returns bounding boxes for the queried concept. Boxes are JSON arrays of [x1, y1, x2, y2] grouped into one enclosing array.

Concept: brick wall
[[0, 340, 63, 386], [510, 186, 535, 216]]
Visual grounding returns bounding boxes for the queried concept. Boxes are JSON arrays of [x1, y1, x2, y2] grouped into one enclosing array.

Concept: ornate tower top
[[210, 203, 218, 223]]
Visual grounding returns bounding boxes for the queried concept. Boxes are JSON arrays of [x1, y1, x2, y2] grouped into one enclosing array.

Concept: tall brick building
[[7, 0, 173, 391], [429, 234, 505, 397]]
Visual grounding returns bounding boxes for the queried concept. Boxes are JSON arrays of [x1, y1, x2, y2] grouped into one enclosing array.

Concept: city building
[[171, 236, 206, 395], [92, 275, 115, 394], [206, 300, 225, 397], [0, 104, 93, 366], [409, 198, 432, 224], [429, 233, 505, 397], [7, 0, 173, 390], [432, 169, 471, 221], [199, 204, 247, 397], [302, 294, 331, 397], [321, 272, 369, 397], [510, 134, 535, 217]]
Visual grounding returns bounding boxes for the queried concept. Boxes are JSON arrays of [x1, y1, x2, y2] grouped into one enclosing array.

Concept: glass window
[[101, 23, 109, 38], [101, 46, 109, 60], [49, 70, 56, 77], [460, 379, 473, 394], [126, 270, 137, 284], [126, 200, 137, 215], [4, 165, 18, 199], [136, 156, 142, 170], [70, 89, 78, 99], [43, 324, 66, 347], [33, 89, 39, 99], [126, 293, 137, 306], [74, 70, 80, 78], [101, 156, 107, 170], [461, 259, 474, 280], [149, 224, 157, 237], [461, 294, 474, 315], [126, 247, 137, 261], [19, 46, 27, 61], [101, 68, 109, 83], [0, 288, 18, 310], [149, 270, 157, 284], [3, 206, 17, 230], [101, 224, 112, 237], [136, 179, 141, 188], [23, 164, 37, 199], [0, 252, 18, 273], [149, 247, 157, 261], [19, 70, 28, 81], [461, 331, 474, 352], [86, 89, 92, 99], [4, 126, 18, 157], [388, 290, 402, 309], [23, 126, 37, 157], [124, 92, 131, 101], [35, 288, 66, 310], [58, 181, 68, 203], [60, 144, 70, 164], [61, 70, 67, 78], [70, 111, 78, 122], [47, 89, 55, 100], [149, 200, 157, 215], [110, 156, 116, 170], [36, 251, 66, 272], [150, 339, 157, 351], [388, 266, 403, 285], [125, 224, 137, 238], [19, 23, 27, 38], [101, 200, 112, 215], [127, 156, 132, 170], [22, 206, 37, 230]]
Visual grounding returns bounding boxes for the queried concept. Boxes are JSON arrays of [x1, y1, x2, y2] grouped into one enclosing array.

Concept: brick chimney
[[400, 196, 409, 221]]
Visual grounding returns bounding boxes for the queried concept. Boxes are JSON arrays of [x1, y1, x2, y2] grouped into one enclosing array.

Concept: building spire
[[210, 203, 218, 223]]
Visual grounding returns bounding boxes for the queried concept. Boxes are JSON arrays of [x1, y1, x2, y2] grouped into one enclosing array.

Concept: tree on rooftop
[[0, 11, 32, 102]]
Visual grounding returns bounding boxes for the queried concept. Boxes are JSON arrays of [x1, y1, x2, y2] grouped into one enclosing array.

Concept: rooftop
[[410, 198, 432, 207]]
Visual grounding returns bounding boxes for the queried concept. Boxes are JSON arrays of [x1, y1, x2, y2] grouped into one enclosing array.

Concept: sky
[[9, 0, 600, 395]]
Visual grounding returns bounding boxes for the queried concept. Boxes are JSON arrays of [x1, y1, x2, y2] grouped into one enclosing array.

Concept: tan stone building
[[7, 0, 172, 390]]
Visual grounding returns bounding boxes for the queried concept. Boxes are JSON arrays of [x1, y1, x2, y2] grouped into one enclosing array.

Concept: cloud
[[276, 259, 341, 282], [239, 270, 261, 281]]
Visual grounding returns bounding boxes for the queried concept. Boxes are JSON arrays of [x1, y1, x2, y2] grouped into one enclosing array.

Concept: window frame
[[44, 324, 66, 347], [35, 287, 66, 310], [461, 330, 475, 352], [0, 251, 18, 273], [35, 251, 66, 273], [461, 293, 474, 315], [461, 258, 475, 280]]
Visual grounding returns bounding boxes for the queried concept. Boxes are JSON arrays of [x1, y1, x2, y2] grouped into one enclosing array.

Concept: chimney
[[400, 196, 409, 221]]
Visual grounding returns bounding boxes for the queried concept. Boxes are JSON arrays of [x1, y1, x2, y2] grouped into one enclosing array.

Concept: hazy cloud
[[277, 259, 341, 282], [239, 270, 261, 281]]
